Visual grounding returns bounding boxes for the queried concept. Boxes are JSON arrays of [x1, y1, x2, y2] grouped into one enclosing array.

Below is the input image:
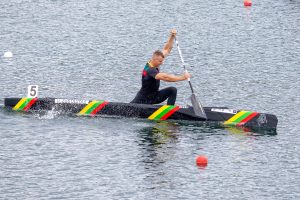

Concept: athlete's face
[[151, 55, 164, 67]]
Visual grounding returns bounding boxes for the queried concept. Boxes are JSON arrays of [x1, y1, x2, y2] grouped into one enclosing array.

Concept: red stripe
[[90, 101, 108, 116], [237, 112, 258, 126], [160, 106, 180, 120], [23, 98, 38, 111]]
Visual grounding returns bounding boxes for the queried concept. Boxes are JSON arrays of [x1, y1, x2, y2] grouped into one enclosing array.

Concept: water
[[0, 0, 299, 199]]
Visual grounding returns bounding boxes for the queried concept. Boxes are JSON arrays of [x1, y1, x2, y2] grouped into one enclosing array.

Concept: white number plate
[[27, 85, 38, 98], [211, 108, 237, 114]]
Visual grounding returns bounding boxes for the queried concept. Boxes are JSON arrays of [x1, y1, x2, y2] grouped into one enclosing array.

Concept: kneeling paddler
[[131, 29, 190, 105]]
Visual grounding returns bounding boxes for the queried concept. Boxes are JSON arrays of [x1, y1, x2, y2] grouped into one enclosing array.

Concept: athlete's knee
[[168, 87, 177, 95]]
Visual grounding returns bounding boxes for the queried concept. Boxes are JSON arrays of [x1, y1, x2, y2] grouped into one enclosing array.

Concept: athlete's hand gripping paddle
[[175, 37, 207, 119]]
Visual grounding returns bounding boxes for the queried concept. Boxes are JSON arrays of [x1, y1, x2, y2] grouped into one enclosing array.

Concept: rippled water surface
[[0, 0, 299, 199]]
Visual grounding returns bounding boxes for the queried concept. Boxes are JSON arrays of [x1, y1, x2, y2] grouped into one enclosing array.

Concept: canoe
[[4, 97, 278, 132]]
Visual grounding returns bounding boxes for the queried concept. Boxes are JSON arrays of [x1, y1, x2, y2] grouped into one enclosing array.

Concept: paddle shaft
[[174, 36, 207, 119], [174, 37, 195, 94]]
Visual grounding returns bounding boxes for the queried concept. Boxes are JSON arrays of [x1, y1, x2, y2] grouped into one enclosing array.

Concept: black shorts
[[131, 87, 177, 105]]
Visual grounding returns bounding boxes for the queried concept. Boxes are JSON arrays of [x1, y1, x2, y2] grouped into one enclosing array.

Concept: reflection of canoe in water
[[4, 97, 278, 131]]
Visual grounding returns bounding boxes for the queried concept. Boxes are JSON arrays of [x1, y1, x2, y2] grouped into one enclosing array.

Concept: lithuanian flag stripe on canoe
[[224, 110, 258, 126], [13, 97, 38, 111], [148, 105, 180, 120], [78, 100, 108, 116]]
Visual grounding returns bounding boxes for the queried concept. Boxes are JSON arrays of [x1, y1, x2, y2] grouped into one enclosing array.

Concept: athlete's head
[[151, 50, 165, 67]]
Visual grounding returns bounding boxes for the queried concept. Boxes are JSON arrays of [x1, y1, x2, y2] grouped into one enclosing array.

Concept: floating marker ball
[[244, 0, 252, 6], [3, 51, 13, 58], [196, 155, 208, 167]]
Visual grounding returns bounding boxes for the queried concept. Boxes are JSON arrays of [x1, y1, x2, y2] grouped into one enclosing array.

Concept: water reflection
[[136, 121, 181, 189], [136, 120, 277, 171], [176, 120, 277, 136], [224, 126, 277, 136], [136, 121, 181, 170], [138, 121, 180, 146]]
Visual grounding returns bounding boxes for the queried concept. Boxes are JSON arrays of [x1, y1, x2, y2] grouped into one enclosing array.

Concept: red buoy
[[196, 155, 208, 168], [244, 0, 252, 6]]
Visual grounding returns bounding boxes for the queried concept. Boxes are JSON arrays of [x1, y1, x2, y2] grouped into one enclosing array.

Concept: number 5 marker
[[27, 85, 38, 98]]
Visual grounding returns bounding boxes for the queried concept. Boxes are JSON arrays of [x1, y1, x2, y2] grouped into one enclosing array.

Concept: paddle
[[174, 37, 207, 119]]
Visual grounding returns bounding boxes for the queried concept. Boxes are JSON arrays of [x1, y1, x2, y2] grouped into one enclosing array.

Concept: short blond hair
[[153, 50, 165, 58]]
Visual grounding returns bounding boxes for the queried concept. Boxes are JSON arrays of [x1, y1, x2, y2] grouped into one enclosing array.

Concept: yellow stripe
[[148, 105, 170, 120], [78, 101, 97, 115], [224, 111, 247, 124], [13, 98, 27, 110]]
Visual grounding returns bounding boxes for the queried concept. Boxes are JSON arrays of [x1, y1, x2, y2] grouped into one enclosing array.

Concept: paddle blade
[[191, 93, 207, 119]]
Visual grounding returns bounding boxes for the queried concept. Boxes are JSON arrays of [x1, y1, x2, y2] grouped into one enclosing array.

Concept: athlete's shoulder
[[144, 62, 150, 70], [144, 62, 157, 71]]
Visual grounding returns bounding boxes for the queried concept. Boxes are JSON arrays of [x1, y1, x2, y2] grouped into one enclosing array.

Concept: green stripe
[[85, 101, 103, 114], [19, 98, 33, 110], [232, 111, 252, 123], [85, 101, 103, 115], [154, 106, 175, 120]]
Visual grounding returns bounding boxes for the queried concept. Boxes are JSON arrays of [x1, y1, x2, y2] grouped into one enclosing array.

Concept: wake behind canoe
[[4, 97, 278, 131]]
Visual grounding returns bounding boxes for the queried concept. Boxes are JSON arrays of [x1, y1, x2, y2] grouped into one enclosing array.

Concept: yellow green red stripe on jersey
[[148, 105, 180, 120], [224, 110, 258, 126], [78, 100, 108, 116], [13, 97, 38, 111]]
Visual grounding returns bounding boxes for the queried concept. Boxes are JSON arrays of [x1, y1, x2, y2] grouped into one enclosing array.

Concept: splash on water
[[34, 107, 63, 119]]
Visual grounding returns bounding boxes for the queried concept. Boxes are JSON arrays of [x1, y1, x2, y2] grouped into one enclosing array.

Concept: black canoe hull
[[4, 97, 278, 131]]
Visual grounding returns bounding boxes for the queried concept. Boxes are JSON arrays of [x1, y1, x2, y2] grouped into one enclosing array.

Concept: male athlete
[[131, 30, 190, 105]]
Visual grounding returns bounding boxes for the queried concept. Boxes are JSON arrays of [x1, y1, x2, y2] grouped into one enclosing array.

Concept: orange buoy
[[244, 0, 252, 6], [196, 155, 208, 168]]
